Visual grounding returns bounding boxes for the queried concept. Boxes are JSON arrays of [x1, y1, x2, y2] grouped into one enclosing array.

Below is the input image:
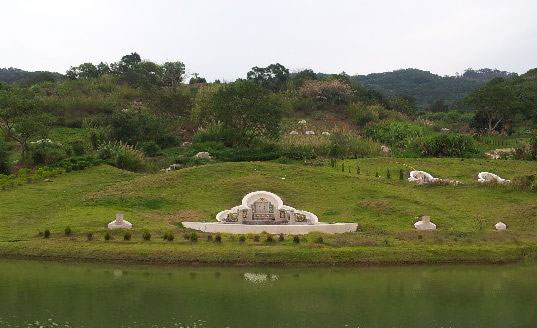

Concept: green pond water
[[1, 259, 537, 328]]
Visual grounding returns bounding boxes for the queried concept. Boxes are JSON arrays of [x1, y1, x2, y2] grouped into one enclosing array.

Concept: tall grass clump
[[419, 133, 477, 158], [365, 121, 424, 149]]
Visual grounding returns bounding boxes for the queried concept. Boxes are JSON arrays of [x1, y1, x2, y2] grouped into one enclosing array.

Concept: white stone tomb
[[414, 216, 437, 230], [182, 191, 357, 235], [108, 213, 132, 229], [408, 171, 439, 184], [495, 222, 507, 231], [477, 172, 511, 184]]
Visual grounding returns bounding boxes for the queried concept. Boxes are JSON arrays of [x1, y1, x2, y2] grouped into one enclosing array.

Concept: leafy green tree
[[466, 78, 521, 133], [206, 80, 282, 146], [162, 61, 186, 87], [247, 63, 289, 92], [0, 88, 53, 156], [188, 73, 207, 84]]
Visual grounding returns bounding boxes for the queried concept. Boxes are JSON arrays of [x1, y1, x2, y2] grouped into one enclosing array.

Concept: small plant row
[[40, 228, 323, 244]]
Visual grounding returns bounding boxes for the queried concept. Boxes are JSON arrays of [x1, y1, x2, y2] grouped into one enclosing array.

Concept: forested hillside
[[353, 68, 517, 108], [0, 67, 63, 85]]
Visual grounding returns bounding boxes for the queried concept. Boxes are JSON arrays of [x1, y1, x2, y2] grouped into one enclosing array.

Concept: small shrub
[[167, 233, 175, 242], [356, 165, 360, 175], [266, 234, 274, 243], [399, 169, 404, 180], [141, 141, 161, 157], [44, 229, 51, 239], [183, 233, 191, 240], [87, 233, 93, 241], [97, 141, 145, 172], [190, 232, 198, 242], [70, 140, 86, 156], [104, 232, 111, 241], [123, 231, 131, 241], [278, 233, 284, 242], [375, 171, 379, 178], [293, 235, 300, 244], [253, 235, 260, 242], [64, 226, 72, 236], [386, 169, 391, 179], [315, 236, 324, 244], [215, 234, 222, 243], [143, 231, 151, 241], [239, 235, 246, 243], [207, 234, 213, 241]]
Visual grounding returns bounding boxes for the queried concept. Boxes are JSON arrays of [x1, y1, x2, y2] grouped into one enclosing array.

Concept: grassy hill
[[1, 159, 537, 265]]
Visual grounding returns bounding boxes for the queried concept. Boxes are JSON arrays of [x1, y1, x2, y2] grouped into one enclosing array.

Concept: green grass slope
[[1, 159, 537, 265]]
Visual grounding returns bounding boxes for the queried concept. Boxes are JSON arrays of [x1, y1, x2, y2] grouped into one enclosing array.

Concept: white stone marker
[[321, 131, 331, 136], [495, 222, 507, 231], [290, 130, 299, 135], [108, 213, 132, 229], [194, 151, 212, 159], [305, 130, 315, 135], [414, 216, 436, 230], [298, 120, 307, 124]]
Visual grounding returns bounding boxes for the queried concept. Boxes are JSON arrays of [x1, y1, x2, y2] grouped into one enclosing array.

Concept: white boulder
[[195, 152, 212, 159], [321, 131, 331, 136], [289, 130, 299, 135], [108, 213, 132, 229], [181, 141, 192, 147], [495, 222, 507, 231], [381, 145, 390, 153], [477, 172, 510, 184], [298, 120, 307, 124], [305, 130, 315, 135], [414, 216, 436, 230], [408, 171, 438, 184]]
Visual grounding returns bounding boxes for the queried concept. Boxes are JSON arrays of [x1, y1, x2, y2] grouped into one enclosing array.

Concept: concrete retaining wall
[[182, 222, 358, 235]]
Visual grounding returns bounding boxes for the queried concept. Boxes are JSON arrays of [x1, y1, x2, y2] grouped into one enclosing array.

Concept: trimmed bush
[[98, 141, 145, 172], [239, 235, 246, 243], [399, 169, 404, 180], [278, 233, 284, 242], [104, 232, 111, 241], [207, 234, 213, 241], [87, 233, 93, 241], [44, 229, 51, 239], [253, 235, 260, 242], [266, 234, 274, 243], [420, 133, 477, 158], [143, 231, 151, 241], [315, 236, 324, 244], [123, 232, 131, 241], [215, 234, 222, 243], [64, 226, 72, 236]]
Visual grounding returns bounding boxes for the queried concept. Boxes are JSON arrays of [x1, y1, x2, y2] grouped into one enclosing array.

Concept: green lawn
[[1, 158, 537, 265]]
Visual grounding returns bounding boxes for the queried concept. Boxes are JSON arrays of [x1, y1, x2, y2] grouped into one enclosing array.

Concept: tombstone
[[381, 145, 390, 153], [298, 120, 307, 124], [441, 128, 450, 132], [495, 222, 507, 231], [108, 213, 132, 229], [477, 172, 510, 184], [414, 216, 436, 230], [182, 141, 192, 147], [321, 131, 331, 136], [195, 152, 212, 159], [290, 130, 299, 135], [408, 171, 438, 184], [305, 131, 315, 135]]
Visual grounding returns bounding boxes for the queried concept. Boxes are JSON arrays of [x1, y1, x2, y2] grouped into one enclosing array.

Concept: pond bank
[[1, 240, 536, 266]]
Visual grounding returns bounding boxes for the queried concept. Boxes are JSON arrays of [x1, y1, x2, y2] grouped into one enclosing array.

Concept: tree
[[162, 61, 185, 88], [247, 63, 289, 92], [0, 88, 53, 156], [189, 73, 207, 84], [466, 78, 520, 133], [0, 138, 9, 174], [206, 80, 281, 146]]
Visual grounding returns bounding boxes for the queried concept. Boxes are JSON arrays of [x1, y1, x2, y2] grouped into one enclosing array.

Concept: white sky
[[1, 0, 536, 81]]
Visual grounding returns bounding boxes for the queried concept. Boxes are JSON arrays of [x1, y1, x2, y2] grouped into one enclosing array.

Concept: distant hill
[[351, 68, 517, 108], [0, 67, 63, 85]]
